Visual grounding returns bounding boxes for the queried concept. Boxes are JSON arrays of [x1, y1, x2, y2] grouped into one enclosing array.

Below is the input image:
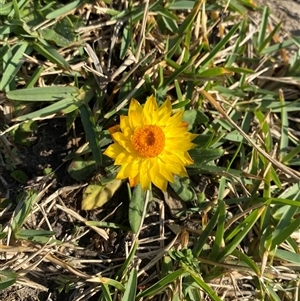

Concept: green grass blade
[[193, 204, 220, 257], [101, 284, 113, 301], [257, 7, 268, 52], [136, 268, 187, 299], [12, 0, 21, 19], [275, 249, 300, 265], [209, 199, 226, 260], [200, 23, 240, 68], [259, 22, 281, 54], [122, 268, 137, 301], [261, 38, 295, 55], [11, 190, 37, 233], [279, 91, 289, 160], [32, 41, 70, 69], [79, 104, 102, 166], [14, 98, 79, 121], [45, 0, 85, 19], [231, 249, 260, 275], [218, 207, 264, 261], [7, 86, 78, 101], [0, 41, 30, 91], [115, 240, 138, 280], [189, 270, 223, 301], [271, 218, 300, 250]]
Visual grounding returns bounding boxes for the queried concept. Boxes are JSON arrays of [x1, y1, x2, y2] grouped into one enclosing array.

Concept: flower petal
[[157, 98, 172, 125], [112, 132, 136, 153], [129, 98, 143, 113], [104, 143, 124, 159], [117, 161, 139, 179], [139, 160, 151, 190], [129, 110, 143, 130], [143, 95, 159, 124], [166, 111, 184, 126]]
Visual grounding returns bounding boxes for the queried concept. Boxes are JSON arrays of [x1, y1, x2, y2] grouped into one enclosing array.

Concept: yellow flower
[[104, 95, 197, 191]]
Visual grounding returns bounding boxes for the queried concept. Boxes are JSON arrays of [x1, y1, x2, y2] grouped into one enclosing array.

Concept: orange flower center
[[131, 125, 165, 157]]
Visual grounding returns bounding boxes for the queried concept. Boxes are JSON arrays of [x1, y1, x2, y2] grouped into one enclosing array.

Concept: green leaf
[[101, 284, 113, 301], [0, 41, 31, 91], [16, 229, 57, 244], [81, 179, 123, 210], [79, 104, 102, 166], [182, 110, 209, 130], [7, 86, 78, 101], [45, 0, 85, 19], [189, 270, 223, 301], [129, 184, 146, 233], [0, 2, 12, 16], [10, 170, 28, 183], [32, 41, 70, 69], [274, 249, 300, 265], [0, 270, 17, 291], [137, 268, 187, 298], [67, 156, 96, 181], [169, 176, 196, 202], [11, 190, 37, 233], [39, 16, 76, 47], [122, 268, 137, 301], [189, 148, 224, 167]]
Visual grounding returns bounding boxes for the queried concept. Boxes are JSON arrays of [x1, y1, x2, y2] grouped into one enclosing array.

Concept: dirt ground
[[256, 0, 300, 36]]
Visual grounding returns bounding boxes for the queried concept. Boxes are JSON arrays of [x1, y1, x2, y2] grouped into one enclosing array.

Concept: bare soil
[[256, 0, 300, 36]]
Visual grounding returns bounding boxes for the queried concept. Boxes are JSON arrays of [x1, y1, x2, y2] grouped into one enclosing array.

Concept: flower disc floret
[[132, 125, 165, 157]]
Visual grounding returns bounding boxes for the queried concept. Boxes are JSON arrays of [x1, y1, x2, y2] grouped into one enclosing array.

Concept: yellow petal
[[120, 115, 131, 133], [150, 172, 168, 191], [139, 160, 151, 190], [157, 160, 174, 182], [117, 161, 139, 179], [157, 98, 172, 126], [115, 151, 135, 164], [167, 111, 184, 126], [112, 132, 136, 153], [165, 139, 195, 150], [149, 159, 171, 191], [164, 126, 190, 138], [108, 125, 120, 137], [129, 110, 143, 130], [104, 143, 124, 159], [129, 98, 143, 113], [143, 95, 159, 124]]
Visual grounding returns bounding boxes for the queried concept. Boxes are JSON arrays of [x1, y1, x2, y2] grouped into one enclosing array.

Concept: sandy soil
[[256, 0, 300, 36]]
